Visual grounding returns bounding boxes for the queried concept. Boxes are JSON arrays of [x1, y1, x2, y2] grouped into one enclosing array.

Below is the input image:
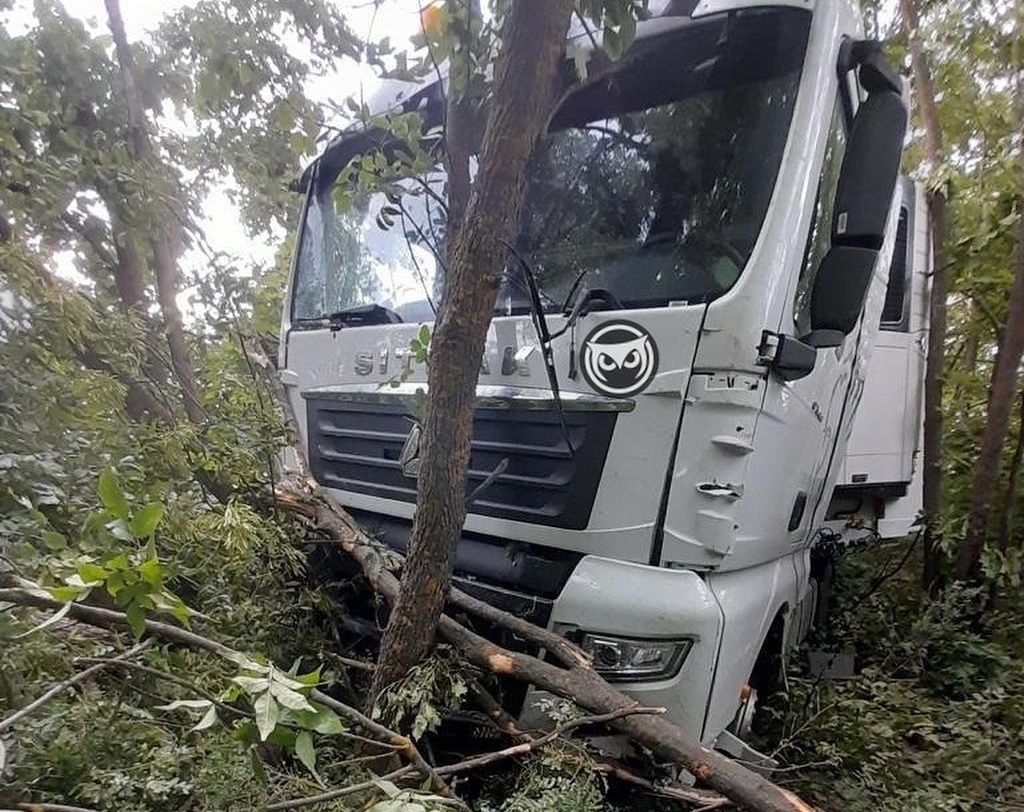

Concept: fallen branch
[[435, 705, 662, 776], [74, 656, 248, 719], [277, 485, 816, 812], [263, 766, 415, 811], [0, 639, 152, 734], [267, 707, 662, 812], [0, 589, 449, 797]]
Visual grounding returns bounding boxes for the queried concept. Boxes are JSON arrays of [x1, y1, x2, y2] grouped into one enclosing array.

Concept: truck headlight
[[574, 633, 692, 682]]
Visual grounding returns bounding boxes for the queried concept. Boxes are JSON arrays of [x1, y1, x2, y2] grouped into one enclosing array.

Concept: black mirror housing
[[832, 91, 908, 248], [808, 245, 877, 337]]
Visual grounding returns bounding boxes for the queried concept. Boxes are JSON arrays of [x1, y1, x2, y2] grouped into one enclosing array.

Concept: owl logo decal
[[581, 321, 659, 398]]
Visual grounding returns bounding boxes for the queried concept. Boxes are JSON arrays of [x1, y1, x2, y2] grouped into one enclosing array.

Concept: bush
[[780, 541, 1024, 812]]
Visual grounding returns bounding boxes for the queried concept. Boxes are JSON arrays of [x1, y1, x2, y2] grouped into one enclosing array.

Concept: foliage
[[373, 645, 468, 740], [476, 749, 609, 812], [782, 542, 1024, 812], [2, 0, 1024, 810]]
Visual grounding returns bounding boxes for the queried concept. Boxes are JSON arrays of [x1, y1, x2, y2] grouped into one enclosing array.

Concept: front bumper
[[525, 555, 723, 740]]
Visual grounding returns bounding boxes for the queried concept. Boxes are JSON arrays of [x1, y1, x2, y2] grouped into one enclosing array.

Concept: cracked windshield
[[292, 9, 808, 324]]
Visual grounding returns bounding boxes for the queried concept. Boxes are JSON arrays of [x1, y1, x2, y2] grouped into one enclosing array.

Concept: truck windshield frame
[[290, 7, 812, 326]]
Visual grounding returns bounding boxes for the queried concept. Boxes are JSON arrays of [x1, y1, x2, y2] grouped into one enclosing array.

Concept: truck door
[[748, 47, 909, 554]]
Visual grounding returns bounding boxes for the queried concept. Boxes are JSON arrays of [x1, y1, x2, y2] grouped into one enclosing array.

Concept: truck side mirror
[[804, 245, 877, 348], [806, 84, 907, 348]]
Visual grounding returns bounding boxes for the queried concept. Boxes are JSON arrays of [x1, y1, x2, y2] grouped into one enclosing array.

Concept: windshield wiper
[[550, 272, 624, 379], [500, 240, 575, 457], [299, 303, 403, 331]]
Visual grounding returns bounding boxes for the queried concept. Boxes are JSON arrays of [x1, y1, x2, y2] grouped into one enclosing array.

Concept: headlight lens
[[575, 633, 692, 682]]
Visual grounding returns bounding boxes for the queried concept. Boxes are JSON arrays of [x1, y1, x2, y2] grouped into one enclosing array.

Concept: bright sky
[[4, 0, 425, 316]]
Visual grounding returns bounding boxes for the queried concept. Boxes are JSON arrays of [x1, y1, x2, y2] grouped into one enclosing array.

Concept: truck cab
[[279, 0, 926, 747]]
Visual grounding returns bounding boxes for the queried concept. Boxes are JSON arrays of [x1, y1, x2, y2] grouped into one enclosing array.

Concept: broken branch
[[0, 588, 448, 796], [0, 639, 153, 734], [276, 486, 817, 812]]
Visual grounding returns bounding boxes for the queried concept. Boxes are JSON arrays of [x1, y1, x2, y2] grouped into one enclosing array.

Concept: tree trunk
[[899, 0, 949, 595], [442, 0, 480, 260], [283, 486, 817, 812], [996, 388, 1024, 554], [370, 0, 575, 698], [104, 0, 206, 427], [955, 26, 1024, 585], [957, 209, 1024, 582]]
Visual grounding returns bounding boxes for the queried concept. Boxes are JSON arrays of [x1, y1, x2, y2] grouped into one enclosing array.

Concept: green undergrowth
[[779, 540, 1024, 812]]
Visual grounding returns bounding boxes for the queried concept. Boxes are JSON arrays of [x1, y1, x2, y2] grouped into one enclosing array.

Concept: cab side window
[[793, 100, 847, 335]]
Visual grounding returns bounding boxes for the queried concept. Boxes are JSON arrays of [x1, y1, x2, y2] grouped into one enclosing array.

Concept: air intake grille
[[306, 397, 618, 530]]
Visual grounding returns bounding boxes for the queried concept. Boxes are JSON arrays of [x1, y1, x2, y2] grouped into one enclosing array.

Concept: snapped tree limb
[[274, 482, 816, 812], [0, 587, 449, 797]]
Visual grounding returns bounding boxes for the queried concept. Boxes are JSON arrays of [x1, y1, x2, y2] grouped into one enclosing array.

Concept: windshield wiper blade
[[302, 303, 404, 331], [500, 240, 575, 457]]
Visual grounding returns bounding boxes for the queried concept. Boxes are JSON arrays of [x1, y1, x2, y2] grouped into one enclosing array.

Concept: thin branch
[[74, 656, 248, 718], [0, 639, 153, 734], [446, 582, 591, 669], [8, 804, 102, 812], [0, 588, 448, 796], [434, 705, 664, 776], [263, 765, 415, 811], [324, 651, 376, 672]]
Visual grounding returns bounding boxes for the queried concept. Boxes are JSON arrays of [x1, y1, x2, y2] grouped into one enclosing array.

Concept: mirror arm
[[757, 330, 818, 382]]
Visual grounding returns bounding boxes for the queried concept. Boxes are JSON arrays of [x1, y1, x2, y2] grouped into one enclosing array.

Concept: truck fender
[[701, 552, 805, 742]]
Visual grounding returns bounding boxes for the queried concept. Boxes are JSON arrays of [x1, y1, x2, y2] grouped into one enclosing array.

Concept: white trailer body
[[279, 0, 927, 747]]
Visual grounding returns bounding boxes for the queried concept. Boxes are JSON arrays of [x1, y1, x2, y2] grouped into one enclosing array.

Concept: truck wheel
[[730, 614, 789, 748]]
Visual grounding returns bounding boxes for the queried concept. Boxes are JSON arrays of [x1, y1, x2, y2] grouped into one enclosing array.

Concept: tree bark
[[958, 207, 1024, 582], [370, 0, 575, 698], [899, 0, 949, 595], [276, 485, 816, 812], [996, 388, 1024, 554], [955, 24, 1024, 585], [104, 0, 206, 427]]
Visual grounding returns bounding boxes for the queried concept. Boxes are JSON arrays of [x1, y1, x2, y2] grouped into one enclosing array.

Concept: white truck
[[278, 0, 929, 755]]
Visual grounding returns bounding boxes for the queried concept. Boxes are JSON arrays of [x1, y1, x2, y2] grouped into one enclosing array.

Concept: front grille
[[306, 395, 619, 529]]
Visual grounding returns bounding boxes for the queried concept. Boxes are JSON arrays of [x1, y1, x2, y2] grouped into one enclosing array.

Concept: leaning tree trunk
[[370, 0, 575, 698], [957, 197, 1024, 583], [104, 0, 206, 428], [955, 31, 1024, 585], [899, 0, 950, 595], [996, 388, 1024, 555]]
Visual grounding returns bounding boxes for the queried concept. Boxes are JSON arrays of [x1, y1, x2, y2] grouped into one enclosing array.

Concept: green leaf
[[76, 562, 108, 585], [106, 518, 134, 542], [98, 470, 129, 519], [139, 557, 163, 589], [270, 680, 314, 711], [130, 503, 164, 538], [41, 530, 67, 550], [223, 651, 270, 674], [126, 602, 146, 639], [233, 675, 270, 694], [156, 699, 214, 711], [376, 780, 402, 800], [192, 705, 219, 731], [292, 666, 322, 687], [294, 730, 316, 774], [254, 690, 279, 741], [290, 705, 344, 735], [48, 586, 83, 602], [105, 570, 126, 597]]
